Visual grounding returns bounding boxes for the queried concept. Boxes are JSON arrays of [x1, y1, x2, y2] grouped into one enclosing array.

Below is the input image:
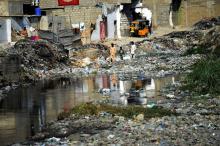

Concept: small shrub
[[184, 46, 210, 55], [57, 112, 70, 120], [185, 55, 220, 94]]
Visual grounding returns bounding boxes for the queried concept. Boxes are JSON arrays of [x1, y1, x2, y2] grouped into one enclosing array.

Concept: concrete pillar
[[0, 18, 11, 43]]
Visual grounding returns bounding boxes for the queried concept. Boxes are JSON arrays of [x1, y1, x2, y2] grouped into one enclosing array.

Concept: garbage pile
[[193, 17, 220, 30], [6, 39, 69, 79], [165, 31, 203, 46], [3, 39, 69, 81], [69, 43, 109, 68], [140, 30, 203, 54], [72, 43, 109, 51], [19, 110, 219, 146], [200, 26, 220, 55]]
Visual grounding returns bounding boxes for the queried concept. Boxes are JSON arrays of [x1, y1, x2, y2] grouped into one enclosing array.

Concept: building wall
[[40, 0, 132, 29], [50, 6, 102, 29], [178, 0, 220, 27], [0, 0, 9, 16], [40, 0, 131, 8], [0, 0, 31, 16], [142, 0, 171, 27], [39, 0, 132, 40], [142, 0, 220, 27]]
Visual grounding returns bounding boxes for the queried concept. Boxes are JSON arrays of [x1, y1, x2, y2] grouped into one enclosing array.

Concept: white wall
[[107, 6, 123, 39], [0, 19, 11, 43], [91, 15, 102, 41], [107, 9, 118, 39], [40, 16, 49, 30]]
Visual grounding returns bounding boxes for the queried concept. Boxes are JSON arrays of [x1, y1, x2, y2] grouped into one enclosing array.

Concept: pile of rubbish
[[200, 26, 220, 54], [6, 39, 69, 79], [193, 17, 220, 30], [69, 44, 109, 68], [72, 43, 109, 51]]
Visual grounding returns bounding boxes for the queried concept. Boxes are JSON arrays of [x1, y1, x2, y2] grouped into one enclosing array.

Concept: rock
[[134, 114, 144, 122], [166, 94, 175, 99], [107, 134, 115, 139]]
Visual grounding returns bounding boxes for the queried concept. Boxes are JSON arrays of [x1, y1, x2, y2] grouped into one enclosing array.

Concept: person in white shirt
[[130, 41, 137, 59]]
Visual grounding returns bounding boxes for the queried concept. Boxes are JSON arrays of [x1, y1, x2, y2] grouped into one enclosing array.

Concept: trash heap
[[69, 43, 109, 68], [6, 39, 69, 80], [193, 17, 220, 30]]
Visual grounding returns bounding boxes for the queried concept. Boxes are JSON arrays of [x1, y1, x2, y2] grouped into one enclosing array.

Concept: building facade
[[1, 0, 220, 44]]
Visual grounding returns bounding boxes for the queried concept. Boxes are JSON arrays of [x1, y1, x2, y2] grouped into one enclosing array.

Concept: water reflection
[[109, 75, 178, 105], [0, 75, 179, 146]]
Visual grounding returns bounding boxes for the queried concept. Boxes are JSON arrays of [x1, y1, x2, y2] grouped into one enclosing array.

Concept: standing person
[[110, 43, 116, 63], [119, 46, 125, 60], [130, 41, 137, 59]]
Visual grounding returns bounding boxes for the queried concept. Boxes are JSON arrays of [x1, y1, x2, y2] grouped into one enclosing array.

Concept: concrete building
[[39, 0, 220, 43], [1, 0, 220, 44], [39, 0, 132, 43], [0, 0, 41, 43]]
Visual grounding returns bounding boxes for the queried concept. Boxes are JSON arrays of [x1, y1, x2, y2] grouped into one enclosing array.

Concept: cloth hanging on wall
[[58, 0, 79, 6]]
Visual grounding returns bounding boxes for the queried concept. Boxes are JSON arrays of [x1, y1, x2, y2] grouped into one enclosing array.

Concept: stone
[[134, 114, 144, 122]]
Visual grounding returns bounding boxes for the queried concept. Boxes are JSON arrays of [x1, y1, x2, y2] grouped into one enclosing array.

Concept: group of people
[[109, 41, 137, 63]]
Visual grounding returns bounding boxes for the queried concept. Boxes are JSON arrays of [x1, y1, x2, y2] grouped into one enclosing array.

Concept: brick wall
[[51, 6, 102, 29]]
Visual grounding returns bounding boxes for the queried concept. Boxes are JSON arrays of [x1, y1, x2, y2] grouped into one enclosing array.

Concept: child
[[130, 41, 137, 59], [119, 46, 125, 60]]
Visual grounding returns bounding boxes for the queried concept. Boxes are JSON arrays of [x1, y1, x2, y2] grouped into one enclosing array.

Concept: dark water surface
[[0, 75, 180, 146]]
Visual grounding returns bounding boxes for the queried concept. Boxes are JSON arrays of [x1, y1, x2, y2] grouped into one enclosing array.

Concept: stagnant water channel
[[0, 74, 180, 146]]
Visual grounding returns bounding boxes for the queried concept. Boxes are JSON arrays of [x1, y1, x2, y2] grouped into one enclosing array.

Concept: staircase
[[120, 14, 130, 37]]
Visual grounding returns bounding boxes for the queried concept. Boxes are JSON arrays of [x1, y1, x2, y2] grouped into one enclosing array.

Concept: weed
[[184, 46, 210, 55], [185, 55, 220, 94], [66, 103, 177, 119]]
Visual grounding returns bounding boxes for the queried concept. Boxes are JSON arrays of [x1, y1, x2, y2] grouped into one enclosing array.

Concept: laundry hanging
[[58, 0, 79, 6]]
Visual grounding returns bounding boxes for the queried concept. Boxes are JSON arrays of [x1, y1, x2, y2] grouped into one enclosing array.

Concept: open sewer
[[0, 74, 181, 145]]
